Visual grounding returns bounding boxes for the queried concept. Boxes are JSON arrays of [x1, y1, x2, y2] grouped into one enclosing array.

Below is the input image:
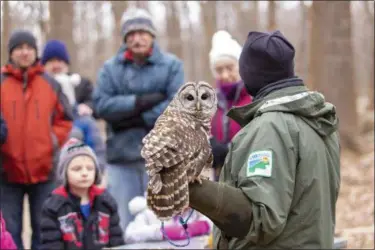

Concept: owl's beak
[[196, 102, 201, 111]]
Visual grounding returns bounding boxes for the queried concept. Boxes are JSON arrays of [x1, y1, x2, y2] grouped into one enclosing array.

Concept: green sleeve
[[235, 114, 298, 245]]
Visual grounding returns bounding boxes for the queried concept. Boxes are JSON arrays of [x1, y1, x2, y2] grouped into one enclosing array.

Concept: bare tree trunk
[[165, 2, 183, 60], [134, 1, 148, 10], [1, 1, 11, 66], [267, 1, 277, 31], [309, 1, 360, 151], [183, 2, 198, 81], [200, 1, 217, 85], [233, 1, 259, 45], [94, 1, 107, 80], [363, 1, 374, 111], [48, 1, 77, 72], [37, 1, 48, 46], [295, 1, 309, 80], [307, 1, 323, 90], [111, 1, 129, 52]]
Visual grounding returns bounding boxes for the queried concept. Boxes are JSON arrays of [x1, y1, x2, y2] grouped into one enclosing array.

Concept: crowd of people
[[0, 6, 340, 250]]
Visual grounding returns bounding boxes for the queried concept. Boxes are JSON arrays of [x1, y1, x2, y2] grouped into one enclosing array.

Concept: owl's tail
[[147, 166, 189, 221]]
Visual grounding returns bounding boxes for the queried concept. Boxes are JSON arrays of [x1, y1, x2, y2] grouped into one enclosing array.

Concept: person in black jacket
[[40, 138, 124, 250], [41, 39, 96, 118]]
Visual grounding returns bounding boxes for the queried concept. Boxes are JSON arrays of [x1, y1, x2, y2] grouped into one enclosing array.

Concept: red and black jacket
[[40, 185, 124, 250]]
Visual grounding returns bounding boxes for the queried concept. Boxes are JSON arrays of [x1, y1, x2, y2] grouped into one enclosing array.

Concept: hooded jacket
[[189, 84, 341, 249], [0, 62, 73, 184]]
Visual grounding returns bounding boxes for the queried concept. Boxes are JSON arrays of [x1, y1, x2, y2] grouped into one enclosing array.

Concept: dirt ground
[[20, 121, 374, 249]]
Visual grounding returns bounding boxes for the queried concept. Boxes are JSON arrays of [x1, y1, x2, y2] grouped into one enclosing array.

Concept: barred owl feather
[[141, 81, 217, 221]]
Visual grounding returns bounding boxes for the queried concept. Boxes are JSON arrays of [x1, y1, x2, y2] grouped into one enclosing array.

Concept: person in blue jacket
[[92, 7, 185, 232]]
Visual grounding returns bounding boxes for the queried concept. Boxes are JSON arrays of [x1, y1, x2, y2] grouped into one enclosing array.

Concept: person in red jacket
[[0, 29, 73, 250], [209, 30, 252, 180]]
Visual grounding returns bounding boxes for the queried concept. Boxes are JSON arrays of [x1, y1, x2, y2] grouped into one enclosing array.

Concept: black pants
[[0, 180, 56, 250]]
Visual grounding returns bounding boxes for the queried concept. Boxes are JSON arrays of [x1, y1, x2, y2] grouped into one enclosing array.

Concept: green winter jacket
[[212, 85, 341, 249]]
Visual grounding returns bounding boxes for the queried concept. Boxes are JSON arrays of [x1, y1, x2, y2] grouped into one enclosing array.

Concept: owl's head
[[171, 81, 217, 120]]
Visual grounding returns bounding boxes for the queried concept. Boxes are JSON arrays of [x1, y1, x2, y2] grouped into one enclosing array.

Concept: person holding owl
[[188, 30, 341, 249], [92, 7, 185, 232], [208, 30, 252, 181]]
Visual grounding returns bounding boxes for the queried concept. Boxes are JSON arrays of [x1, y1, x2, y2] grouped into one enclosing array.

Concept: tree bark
[[165, 2, 183, 60], [233, 1, 259, 45], [1, 1, 11, 66], [309, 1, 360, 151], [111, 1, 128, 52], [134, 1, 148, 10], [295, 1, 309, 81], [267, 1, 277, 31], [363, 1, 374, 111], [48, 1, 77, 72], [200, 1, 217, 85]]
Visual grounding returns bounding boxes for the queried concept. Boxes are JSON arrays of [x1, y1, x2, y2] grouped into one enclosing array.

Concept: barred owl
[[141, 81, 217, 221]]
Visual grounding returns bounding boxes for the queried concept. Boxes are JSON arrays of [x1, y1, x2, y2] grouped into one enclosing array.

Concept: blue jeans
[[107, 161, 148, 232], [0, 180, 56, 250]]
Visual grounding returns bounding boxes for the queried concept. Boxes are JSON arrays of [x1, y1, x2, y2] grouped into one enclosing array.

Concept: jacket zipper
[[22, 72, 32, 183], [35, 100, 40, 119]]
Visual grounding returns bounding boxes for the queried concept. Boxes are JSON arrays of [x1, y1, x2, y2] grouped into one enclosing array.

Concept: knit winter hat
[[209, 30, 242, 73], [57, 138, 101, 186], [239, 30, 295, 97], [120, 7, 156, 41], [41, 40, 70, 65], [8, 30, 37, 55]]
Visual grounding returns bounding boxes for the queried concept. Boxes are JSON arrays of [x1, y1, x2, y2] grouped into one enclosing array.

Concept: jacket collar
[[53, 185, 105, 207], [1, 60, 44, 82], [227, 85, 308, 127], [116, 41, 162, 65]]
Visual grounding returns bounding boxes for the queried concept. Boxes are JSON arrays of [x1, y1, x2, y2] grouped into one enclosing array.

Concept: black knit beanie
[[239, 30, 295, 97], [8, 30, 38, 55]]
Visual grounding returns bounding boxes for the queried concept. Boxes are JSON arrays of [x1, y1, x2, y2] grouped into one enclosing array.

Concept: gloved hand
[[135, 93, 166, 112], [110, 116, 146, 132], [162, 220, 211, 241], [210, 137, 229, 169]]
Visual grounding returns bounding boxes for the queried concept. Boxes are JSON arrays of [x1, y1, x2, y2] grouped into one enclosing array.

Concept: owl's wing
[[141, 125, 191, 169]]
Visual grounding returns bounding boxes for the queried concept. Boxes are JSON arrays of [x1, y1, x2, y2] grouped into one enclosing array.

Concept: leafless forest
[[1, 1, 374, 249]]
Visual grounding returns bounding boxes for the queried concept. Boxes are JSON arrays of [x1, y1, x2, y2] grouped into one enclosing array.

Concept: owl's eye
[[186, 94, 194, 101], [201, 93, 209, 100]]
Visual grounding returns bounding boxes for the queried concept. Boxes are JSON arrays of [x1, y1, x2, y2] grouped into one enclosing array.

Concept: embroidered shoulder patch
[[247, 150, 273, 177]]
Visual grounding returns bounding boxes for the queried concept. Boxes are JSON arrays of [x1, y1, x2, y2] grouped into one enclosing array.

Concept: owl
[[141, 81, 218, 221]]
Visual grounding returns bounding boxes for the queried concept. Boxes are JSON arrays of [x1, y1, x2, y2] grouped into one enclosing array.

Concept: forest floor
[[335, 135, 374, 249], [21, 118, 374, 249]]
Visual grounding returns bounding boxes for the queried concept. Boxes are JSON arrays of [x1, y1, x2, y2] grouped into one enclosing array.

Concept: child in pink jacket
[[1, 212, 17, 249]]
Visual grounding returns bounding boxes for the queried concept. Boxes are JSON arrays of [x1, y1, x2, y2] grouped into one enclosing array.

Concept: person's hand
[[136, 93, 166, 111], [77, 103, 93, 116]]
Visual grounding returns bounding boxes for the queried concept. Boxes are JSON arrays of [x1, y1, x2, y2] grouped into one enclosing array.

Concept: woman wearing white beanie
[[209, 30, 252, 180]]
